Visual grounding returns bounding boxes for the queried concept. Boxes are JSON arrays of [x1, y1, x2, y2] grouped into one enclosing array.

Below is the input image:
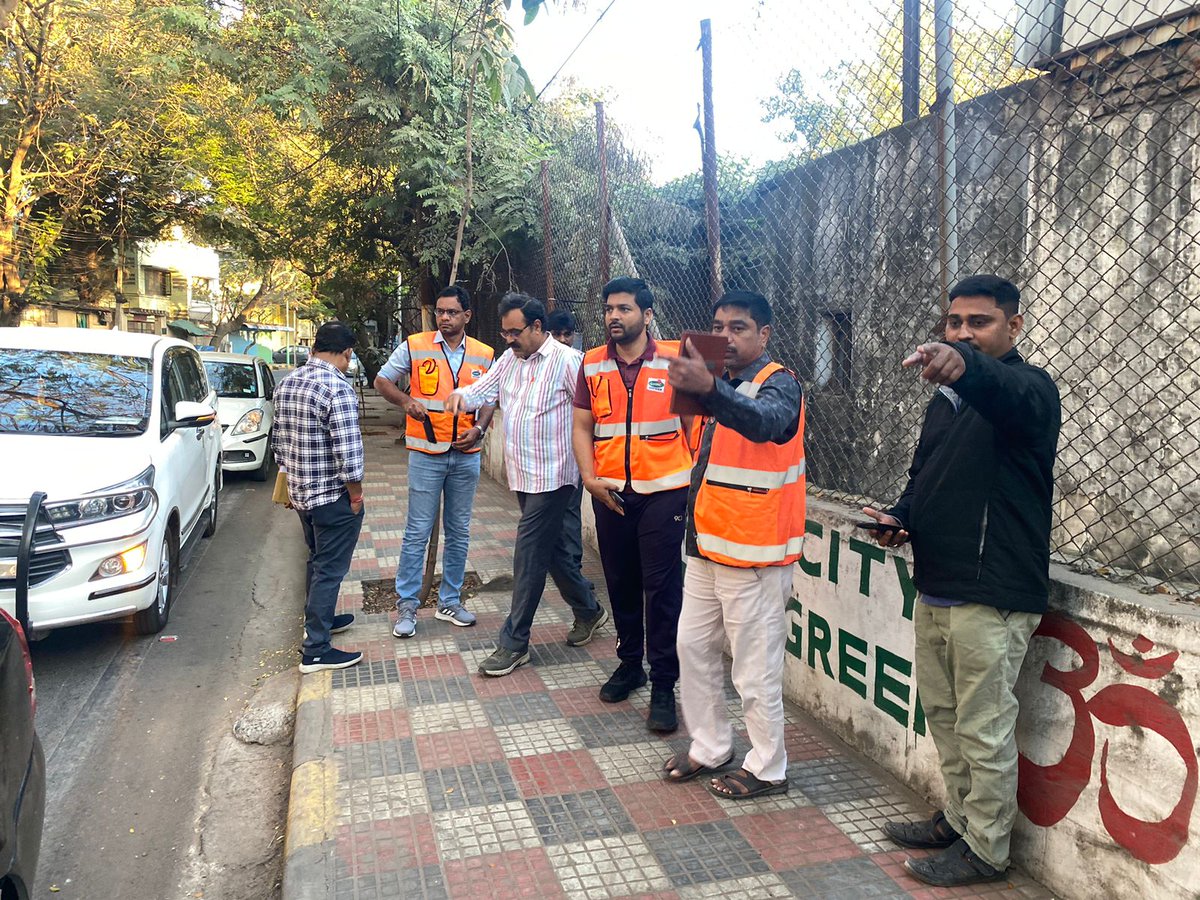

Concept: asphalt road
[[30, 470, 307, 900]]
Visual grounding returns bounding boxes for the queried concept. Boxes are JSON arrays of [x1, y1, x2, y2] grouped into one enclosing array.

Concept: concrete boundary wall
[[482, 418, 1200, 898]]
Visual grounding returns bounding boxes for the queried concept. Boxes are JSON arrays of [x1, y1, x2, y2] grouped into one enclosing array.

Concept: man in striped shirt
[[447, 293, 608, 676]]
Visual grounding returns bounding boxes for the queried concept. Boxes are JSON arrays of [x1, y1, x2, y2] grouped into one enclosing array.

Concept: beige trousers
[[677, 557, 794, 783]]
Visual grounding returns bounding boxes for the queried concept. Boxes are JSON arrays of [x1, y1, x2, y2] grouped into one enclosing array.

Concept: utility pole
[[699, 19, 723, 305], [902, 0, 921, 122], [933, 0, 958, 306]]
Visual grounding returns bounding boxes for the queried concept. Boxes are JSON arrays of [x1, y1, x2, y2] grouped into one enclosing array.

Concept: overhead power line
[[535, 0, 620, 100]]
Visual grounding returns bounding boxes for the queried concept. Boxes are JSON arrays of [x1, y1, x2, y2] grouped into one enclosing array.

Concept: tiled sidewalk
[[289, 394, 1054, 900]]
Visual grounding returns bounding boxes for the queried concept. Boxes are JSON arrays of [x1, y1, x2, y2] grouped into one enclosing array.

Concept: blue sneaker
[[435, 604, 476, 627], [299, 648, 362, 674], [331, 613, 354, 634], [392, 610, 417, 638]]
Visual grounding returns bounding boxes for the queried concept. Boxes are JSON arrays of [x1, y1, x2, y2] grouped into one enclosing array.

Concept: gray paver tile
[[545, 833, 671, 898], [525, 788, 637, 845], [481, 691, 563, 725], [676, 872, 794, 898], [336, 772, 429, 825], [334, 864, 449, 900], [423, 760, 520, 811], [823, 794, 926, 853], [495, 719, 585, 758], [569, 710, 657, 748], [589, 740, 677, 785], [331, 683, 406, 716], [536, 660, 609, 690], [778, 856, 912, 898], [789, 756, 888, 805], [643, 819, 770, 887], [336, 737, 420, 780], [528, 641, 593, 667], [431, 799, 542, 860], [407, 699, 491, 734], [403, 675, 477, 707]]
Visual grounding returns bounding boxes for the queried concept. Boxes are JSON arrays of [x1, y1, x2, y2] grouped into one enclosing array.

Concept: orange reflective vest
[[405, 332, 494, 454], [693, 362, 806, 567], [583, 341, 692, 493]]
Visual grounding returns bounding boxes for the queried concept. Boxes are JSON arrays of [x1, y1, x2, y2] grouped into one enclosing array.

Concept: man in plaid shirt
[[272, 322, 366, 673]]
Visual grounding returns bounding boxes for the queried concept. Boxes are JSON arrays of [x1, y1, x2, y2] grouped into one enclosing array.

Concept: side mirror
[[173, 400, 217, 428]]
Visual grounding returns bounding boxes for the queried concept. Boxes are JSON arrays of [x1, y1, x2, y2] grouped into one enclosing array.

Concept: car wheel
[[202, 466, 220, 537], [251, 438, 271, 482], [134, 530, 176, 634]]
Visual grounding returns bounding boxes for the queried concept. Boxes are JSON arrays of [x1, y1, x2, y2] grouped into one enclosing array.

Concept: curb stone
[[282, 670, 335, 900]]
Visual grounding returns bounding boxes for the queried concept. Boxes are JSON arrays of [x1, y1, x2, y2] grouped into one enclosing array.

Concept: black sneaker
[[566, 607, 609, 646], [599, 660, 647, 703], [299, 648, 363, 674], [646, 684, 678, 733], [904, 838, 1008, 887], [477, 647, 530, 677], [331, 613, 355, 634]]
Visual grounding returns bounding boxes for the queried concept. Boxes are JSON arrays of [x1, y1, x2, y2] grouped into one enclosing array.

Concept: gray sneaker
[[392, 610, 417, 638], [566, 607, 609, 646], [435, 604, 477, 627], [478, 647, 530, 677]]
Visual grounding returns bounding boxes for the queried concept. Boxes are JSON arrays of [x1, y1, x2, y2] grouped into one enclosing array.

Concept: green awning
[[167, 319, 212, 336]]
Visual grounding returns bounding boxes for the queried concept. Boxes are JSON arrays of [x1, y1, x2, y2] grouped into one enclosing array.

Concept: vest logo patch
[[470, 369, 483, 379], [646, 377, 666, 393]]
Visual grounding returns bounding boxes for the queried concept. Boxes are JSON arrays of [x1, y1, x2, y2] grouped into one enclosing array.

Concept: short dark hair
[[602, 276, 654, 311], [438, 284, 471, 312], [712, 290, 772, 329], [312, 321, 357, 353], [498, 292, 548, 330], [547, 309, 576, 333], [949, 274, 1020, 317]]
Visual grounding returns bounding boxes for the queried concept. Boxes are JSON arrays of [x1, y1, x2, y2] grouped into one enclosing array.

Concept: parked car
[[347, 351, 364, 383], [201, 352, 276, 482], [0, 327, 222, 636], [0, 608, 44, 900], [272, 344, 309, 366]]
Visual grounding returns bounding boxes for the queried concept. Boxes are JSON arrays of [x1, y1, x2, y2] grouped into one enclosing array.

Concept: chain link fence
[[512, 0, 1200, 599]]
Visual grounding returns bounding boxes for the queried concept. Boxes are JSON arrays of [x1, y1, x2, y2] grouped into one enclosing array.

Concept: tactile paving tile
[[732, 806, 861, 870], [413, 726, 506, 769], [822, 794, 927, 853], [335, 864, 449, 900], [481, 691, 564, 726], [643, 820, 771, 888], [431, 800, 542, 860], [569, 710, 659, 748], [392, 635, 460, 658], [332, 684, 406, 716], [675, 872, 794, 899], [336, 737, 420, 780], [778, 856, 911, 898], [331, 659, 401, 689], [528, 641, 594, 667], [524, 788, 637, 846], [494, 719, 585, 758], [530, 601, 570, 625], [394, 652, 468, 681], [535, 660, 611, 690], [588, 740, 678, 785], [788, 757, 888, 805], [509, 749, 610, 798], [422, 760, 520, 812], [441, 847, 564, 899], [544, 833, 672, 899], [407, 700, 492, 735], [403, 675, 477, 707], [336, 772, 429, 826]]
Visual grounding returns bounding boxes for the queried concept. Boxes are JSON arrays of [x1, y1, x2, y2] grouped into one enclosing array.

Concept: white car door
[[258, 361, 276, 433], [160, 348, 210, 537]]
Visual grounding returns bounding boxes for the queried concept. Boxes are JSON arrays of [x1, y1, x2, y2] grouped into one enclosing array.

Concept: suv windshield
[[0, 349, 152, 435], [204, 361, 258, 398]]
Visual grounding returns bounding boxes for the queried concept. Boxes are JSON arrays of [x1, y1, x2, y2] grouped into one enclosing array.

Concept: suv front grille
[[0, 503, 71, 588]]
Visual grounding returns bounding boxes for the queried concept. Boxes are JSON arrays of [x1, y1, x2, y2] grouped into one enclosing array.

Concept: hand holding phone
[[859, 507, 908, 547], [854, 521, 901, 534]]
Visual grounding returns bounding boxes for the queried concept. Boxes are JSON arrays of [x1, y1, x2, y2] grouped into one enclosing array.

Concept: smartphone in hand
[[608, 489, 625, 510], [854, 521, 901, 534]]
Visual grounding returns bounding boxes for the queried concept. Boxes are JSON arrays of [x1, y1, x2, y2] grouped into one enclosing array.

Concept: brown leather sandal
[[661, 751, 735, 783], [706, 768, 789, 799]]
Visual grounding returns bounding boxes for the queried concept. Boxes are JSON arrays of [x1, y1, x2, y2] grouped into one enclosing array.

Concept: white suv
[[0, 327, 222, 636]]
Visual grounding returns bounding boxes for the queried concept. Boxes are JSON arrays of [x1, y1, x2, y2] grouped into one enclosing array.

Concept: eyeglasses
[[499, 324, 532, 340], [435, 308, 463, 318]]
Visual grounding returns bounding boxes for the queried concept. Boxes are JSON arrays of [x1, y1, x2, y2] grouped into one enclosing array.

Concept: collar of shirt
[[605, 335, 657, 363], [529, 333, 561, 361], [723, 352, 772, 387], [306, 356, 345, 379], [432, 331, 467, 351]]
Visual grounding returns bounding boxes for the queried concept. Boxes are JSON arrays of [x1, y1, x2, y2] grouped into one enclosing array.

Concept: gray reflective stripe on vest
[[412, 397, 447, 412], [696, 532, 804, 564], [463, 354, 492, 367], [630, 469, 692, 492], [703, 460, 805, 490], [736, 380, 762, 398], [406, 436, 452, 452], [644, 356, 671, 371], [593, 417, 681, 438], [583, 358, 620, 377], [409, 350, 441, 361]]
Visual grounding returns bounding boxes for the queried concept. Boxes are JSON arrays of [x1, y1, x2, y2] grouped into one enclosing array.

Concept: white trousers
[[677, 556, 794, 783]]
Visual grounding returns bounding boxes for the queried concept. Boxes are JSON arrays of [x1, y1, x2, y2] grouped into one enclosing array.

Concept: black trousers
[[593, 487, 687, 687]]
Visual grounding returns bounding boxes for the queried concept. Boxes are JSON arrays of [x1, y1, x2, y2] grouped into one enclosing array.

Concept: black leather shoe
[[646, 684, 678, 733], [598, 661, 647, 702], [884, 810, 961, 849], [904, 838, 1007, 887]]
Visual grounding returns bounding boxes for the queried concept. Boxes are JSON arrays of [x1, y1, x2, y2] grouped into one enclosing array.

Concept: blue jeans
[[498, 482, 599, 653], [395, 449, 482, 613], [297, 491, 364, 657]]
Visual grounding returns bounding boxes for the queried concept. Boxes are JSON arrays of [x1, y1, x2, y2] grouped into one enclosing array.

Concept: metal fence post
[[595, 101, 610, 291], [700, 18, 723, 306], [541, 159, 556, 306]]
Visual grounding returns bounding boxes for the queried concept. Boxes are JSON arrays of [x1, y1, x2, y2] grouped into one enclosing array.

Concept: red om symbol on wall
[[1017, 613, 1198, 864]]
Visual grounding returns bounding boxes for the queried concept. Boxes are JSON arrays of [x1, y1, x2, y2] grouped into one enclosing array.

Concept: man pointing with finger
[[864, 275, 1060, 888]]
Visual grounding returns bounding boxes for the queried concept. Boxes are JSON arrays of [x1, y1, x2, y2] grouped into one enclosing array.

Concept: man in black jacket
[[862, 275, 1060, 888]]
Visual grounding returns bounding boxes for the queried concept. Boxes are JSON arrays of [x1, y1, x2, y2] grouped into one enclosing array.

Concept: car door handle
[[195, 428, 204, 440]]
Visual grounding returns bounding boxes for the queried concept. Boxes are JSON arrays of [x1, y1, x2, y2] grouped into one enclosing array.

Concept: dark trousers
[[593, 487, 686, 687], [498, 483, 600, 653], [297, 492, 364, 656]]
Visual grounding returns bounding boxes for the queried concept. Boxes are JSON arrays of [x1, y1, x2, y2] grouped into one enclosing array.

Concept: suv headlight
[[46, 465, 156, 527], [231, 409, 264, 436]]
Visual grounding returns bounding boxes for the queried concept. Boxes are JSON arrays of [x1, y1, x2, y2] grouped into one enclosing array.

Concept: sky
[[507, 0, 1019, 183]]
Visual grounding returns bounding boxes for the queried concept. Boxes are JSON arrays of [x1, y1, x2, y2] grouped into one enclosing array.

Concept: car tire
[[251, 439, 271, 482], [202, 466, 220, 537], [134, 530, 176, 635]]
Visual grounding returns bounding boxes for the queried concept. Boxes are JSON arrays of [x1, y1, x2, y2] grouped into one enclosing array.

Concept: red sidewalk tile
[[395, 652, 468, 680], [472, 665, 548, 698], [783, 723, 838, 761], [414, 725, 506, 769], [334, 709, 411, 745], [442, 847, 565, 899], [335, 813, 439, 875], [510, 749, 610, 798], [550, 685, 622, 718], [613, 780, 727, 830], [733, 806, 862, 870]]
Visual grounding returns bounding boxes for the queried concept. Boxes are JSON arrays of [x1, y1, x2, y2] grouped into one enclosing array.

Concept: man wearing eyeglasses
[[446, 292, 608, 676], [375, 285, 496, 637]]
